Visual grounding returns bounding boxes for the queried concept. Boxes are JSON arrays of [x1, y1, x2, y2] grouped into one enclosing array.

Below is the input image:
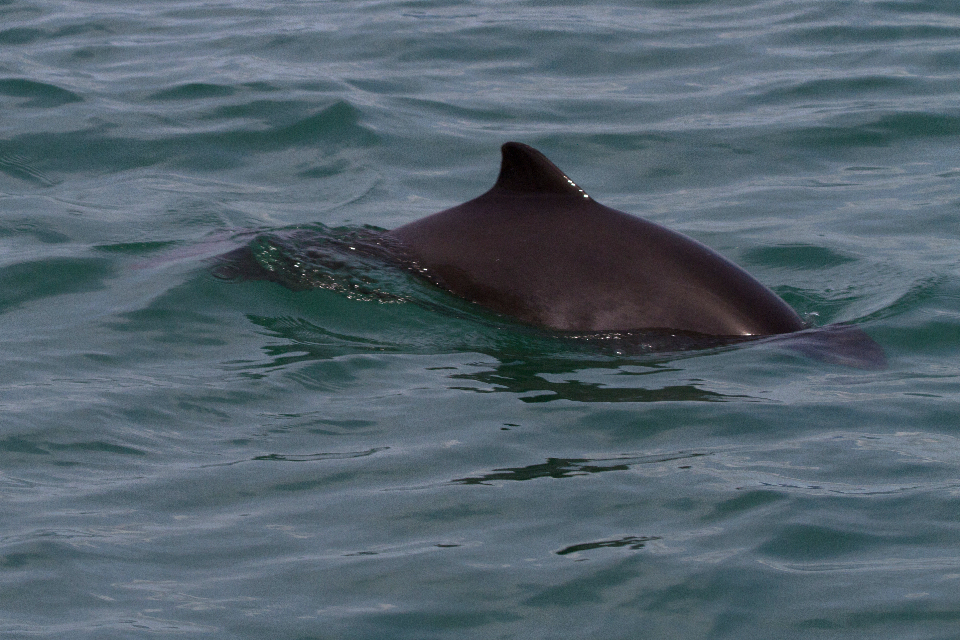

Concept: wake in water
[[211, 225, 415, 302]]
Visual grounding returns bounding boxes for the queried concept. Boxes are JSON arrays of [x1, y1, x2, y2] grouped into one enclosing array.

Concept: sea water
[[2, 1, 960, 638]]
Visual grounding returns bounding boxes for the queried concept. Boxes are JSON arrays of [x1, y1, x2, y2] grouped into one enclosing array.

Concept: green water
[[2, 1, 960, 638]]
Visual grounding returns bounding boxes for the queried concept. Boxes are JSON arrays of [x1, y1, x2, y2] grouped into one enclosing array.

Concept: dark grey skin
[[387, 142, 807, 336]]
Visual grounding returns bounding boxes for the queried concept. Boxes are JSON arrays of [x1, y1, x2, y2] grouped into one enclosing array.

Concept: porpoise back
[[387, 142, 807, 336]]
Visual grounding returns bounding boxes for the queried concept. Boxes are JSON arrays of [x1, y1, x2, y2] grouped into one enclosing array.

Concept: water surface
[[2, 1, 960, 638]]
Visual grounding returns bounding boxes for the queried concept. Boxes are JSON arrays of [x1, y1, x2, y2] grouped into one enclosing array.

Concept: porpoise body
[[212, 142, 886, 368], [387, 142, 806, 336]]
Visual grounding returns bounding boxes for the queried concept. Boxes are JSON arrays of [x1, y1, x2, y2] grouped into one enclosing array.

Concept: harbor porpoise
[[213, 142, 886, 368], [387, 142, 805, 336]]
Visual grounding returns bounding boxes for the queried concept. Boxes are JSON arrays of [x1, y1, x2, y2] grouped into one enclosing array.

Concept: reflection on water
[[245, 309, 755, 402], [556, 535, 662, 556], [448, 359, 747, 403], [453, 452, 708, 485]]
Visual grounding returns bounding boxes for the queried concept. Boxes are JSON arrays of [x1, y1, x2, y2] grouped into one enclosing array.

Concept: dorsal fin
[[492, 142, 589, 197]]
